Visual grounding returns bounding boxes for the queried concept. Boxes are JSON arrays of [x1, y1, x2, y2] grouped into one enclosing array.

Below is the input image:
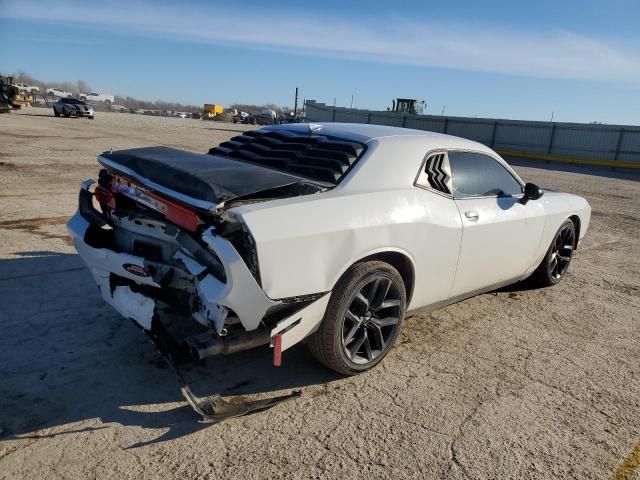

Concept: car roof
[[259, 123, 519, 194], [264, 122, 490, 152]]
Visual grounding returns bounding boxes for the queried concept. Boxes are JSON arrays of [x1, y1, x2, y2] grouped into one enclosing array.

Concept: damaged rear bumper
[[66, 180, 330, 359]]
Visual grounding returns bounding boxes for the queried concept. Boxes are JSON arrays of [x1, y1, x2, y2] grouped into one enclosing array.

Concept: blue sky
[[1, 0, 639, 124]]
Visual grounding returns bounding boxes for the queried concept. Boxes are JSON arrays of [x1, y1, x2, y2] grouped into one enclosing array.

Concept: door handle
[[465, 210, 479, 221]]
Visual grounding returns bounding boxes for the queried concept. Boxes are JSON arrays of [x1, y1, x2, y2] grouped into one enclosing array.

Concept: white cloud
[[3, 0, 640, 82]]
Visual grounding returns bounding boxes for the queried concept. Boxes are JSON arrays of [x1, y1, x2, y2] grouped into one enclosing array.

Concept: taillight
[[95, 185, 116, 210], [163, 196, 199, 232], [109, 175, 199, 232]]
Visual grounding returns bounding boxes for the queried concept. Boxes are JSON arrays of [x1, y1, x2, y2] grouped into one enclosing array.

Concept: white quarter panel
[[235, 188, 462, 310], [451, 196, 546, 296]]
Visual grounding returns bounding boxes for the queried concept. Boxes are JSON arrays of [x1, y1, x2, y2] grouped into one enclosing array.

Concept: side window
[[415, 152, 452, 195], [448, 151, 522, 198]]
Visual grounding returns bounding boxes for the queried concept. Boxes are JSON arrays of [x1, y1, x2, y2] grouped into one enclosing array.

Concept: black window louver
[[424, 153, 451, 194], [208, 129, 366, 184]]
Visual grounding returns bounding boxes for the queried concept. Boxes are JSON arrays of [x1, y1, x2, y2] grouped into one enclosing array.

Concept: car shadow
[[0, 252, 341, 447], [495, 279, 542, 293], [13, 112, 57, 118]]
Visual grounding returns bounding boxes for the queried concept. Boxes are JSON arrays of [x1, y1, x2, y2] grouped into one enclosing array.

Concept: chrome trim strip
[[97, 156, 219, 212]]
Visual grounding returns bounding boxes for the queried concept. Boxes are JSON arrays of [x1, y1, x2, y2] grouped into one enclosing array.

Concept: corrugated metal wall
[[304, 100, 640, 166]]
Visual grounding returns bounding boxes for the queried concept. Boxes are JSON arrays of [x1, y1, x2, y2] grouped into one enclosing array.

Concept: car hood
[[66, 103, 91, 111], [99, 146, 315, 209]]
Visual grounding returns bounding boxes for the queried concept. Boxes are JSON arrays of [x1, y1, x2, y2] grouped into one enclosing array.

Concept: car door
[[447, 150, 546, 297], [412, 151, 463, 307]]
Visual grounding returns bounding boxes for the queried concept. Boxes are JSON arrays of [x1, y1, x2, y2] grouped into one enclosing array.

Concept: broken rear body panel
[[67, 132, 364, 360]]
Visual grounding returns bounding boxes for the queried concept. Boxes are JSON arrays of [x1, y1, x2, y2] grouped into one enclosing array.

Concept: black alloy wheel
[[341, 275, 402, 365], [308, 261, 406, 375]]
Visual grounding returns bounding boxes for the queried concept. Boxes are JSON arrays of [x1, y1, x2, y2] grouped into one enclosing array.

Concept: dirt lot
[[1, 108, 639, 480]]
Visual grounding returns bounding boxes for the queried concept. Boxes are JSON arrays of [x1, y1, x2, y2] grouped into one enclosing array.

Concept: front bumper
[[67, 181, 330, 354], [66, 108, 94, 117]]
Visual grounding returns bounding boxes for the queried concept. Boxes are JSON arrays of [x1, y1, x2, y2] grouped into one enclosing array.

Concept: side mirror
[[521, 182, 544, 204]]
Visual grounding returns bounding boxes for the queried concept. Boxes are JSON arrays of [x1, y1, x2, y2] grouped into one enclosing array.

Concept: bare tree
[[77, 80, 91, 94], [13, 72, 285, 113], [13, 71, 46, 90]]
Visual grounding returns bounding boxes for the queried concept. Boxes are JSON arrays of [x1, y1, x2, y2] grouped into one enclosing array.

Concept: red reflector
[[94, 185, 116, 210], [273, 335, 282, 367], [164, 197, 199, 232]]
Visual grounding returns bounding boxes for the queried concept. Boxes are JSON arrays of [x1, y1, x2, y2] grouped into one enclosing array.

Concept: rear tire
[[529, 219, 576, 287], [308, 261, 406, 375]]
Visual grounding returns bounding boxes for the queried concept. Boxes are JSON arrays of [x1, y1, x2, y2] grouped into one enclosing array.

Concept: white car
[[79, 92, 115, 104], [14, 82, 40, 94], [53, 98, 94, 119], [67, 124, 590, 376], [46, 88, 72, 98]]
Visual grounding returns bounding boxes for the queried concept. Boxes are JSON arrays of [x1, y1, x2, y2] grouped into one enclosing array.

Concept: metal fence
[[304, 100, 640, 168]]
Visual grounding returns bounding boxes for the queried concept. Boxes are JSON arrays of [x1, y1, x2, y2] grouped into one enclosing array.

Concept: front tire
[[308, 261, 406, 375], [54, 109, 60, 117], [529, 219, 576, 287]]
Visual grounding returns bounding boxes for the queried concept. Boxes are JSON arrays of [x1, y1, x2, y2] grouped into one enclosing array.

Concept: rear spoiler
[[98, 155, 221, 213]]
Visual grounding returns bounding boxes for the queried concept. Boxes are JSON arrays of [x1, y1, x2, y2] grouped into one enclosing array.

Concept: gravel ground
[[1, 108, 639, 480]]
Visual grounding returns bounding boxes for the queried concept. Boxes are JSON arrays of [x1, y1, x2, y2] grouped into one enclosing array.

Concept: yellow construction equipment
[[0, 75, 32, 113], [202, 104, 224, 120]]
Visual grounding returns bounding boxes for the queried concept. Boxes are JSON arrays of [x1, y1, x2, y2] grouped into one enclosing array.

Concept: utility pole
[[293, 87, 298, 116], [350, 95, 354, 109], [551, 111, 554, 122], [441, 105, 446, 116]]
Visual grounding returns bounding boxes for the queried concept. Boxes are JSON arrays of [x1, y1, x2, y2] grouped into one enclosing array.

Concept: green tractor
[[390, 98, 426, 115]]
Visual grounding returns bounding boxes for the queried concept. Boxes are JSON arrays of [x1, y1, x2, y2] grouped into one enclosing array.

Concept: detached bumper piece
[[150, 323, 300, 423], [181, 386, 301, 424]]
